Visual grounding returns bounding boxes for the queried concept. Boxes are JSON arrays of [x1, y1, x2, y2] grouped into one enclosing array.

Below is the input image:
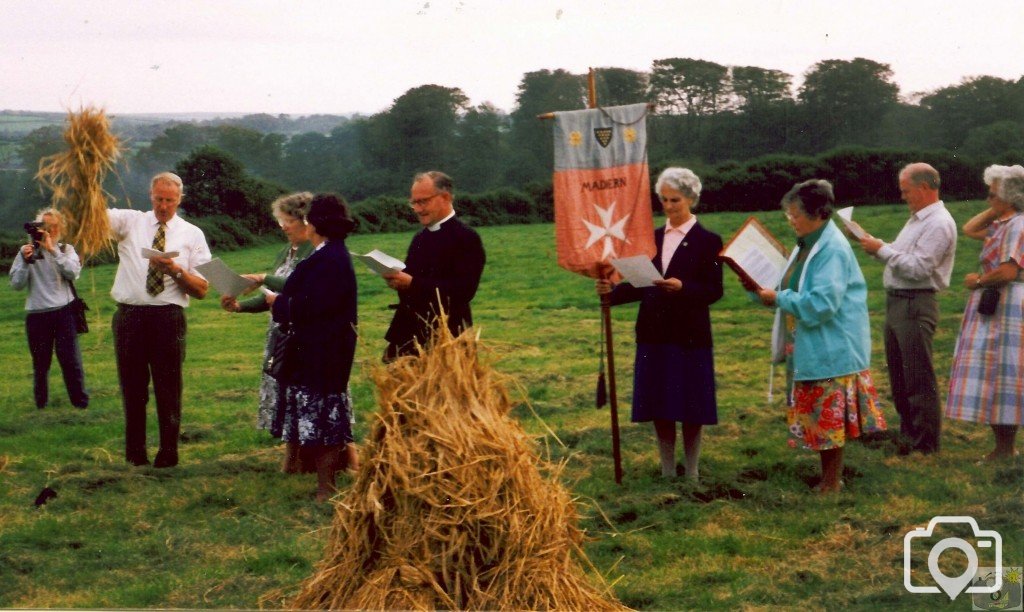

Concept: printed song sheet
[[610, 255, 663, 287], [141, 247, 179, 259], [195, 258, 256, 297], [835, 207, 867, 239], [353, 249, 406, 276], [719, 217, 789, 290]]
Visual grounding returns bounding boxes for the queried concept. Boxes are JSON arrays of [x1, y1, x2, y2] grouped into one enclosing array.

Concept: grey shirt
[[9, 243, 82, 312], [875, 201, 957, 290]]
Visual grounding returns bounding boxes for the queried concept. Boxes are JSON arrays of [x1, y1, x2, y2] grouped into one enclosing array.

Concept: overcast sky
[[2, 0, 1022, 116]]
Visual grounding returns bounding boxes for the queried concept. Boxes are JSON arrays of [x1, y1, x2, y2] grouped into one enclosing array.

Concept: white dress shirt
[[108, 209, 211, 306], [876, 201, 957, 290]]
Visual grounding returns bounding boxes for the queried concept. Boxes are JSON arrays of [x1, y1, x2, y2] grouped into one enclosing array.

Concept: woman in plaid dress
[[946, 164, 1024, 461]]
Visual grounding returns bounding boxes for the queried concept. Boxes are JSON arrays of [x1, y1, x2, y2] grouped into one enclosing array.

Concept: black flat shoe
[[153, 452, 178, 468]]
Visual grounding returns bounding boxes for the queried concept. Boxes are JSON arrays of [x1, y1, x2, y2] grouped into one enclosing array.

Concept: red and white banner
[[552, 103, 655, 278]]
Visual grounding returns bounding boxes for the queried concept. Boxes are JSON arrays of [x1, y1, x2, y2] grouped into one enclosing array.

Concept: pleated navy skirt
[[631, 343, 718, 424]]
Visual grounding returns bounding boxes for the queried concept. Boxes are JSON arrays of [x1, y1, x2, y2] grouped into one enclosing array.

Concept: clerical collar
[[428, 210, 456, 232]]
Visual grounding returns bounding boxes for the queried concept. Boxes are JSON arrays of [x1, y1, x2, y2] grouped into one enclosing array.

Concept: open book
[[719, 217, 789, 290], [352, 249, 405, 276]]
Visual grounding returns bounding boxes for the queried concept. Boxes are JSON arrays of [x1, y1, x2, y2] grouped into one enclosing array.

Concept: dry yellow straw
[[35, 106, 122, 259], [278, 320, 627, 611]]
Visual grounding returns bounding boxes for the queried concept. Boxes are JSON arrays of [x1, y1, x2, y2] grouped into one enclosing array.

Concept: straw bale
[[287, 322, 627, 611], [35, 106, 123, 259]]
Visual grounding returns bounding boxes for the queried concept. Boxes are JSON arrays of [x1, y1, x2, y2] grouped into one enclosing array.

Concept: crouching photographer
[[9, 208, 90, 410]]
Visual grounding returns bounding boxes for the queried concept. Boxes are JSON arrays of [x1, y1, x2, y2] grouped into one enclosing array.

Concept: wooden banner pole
[[600, 289, 624, 484], [539, 67, 625, 485], [588, 67, 624, 485]]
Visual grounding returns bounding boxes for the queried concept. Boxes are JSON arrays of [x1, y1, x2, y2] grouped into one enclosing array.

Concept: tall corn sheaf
[[35, 107, 123, 260], [276, 320, 627, 611]]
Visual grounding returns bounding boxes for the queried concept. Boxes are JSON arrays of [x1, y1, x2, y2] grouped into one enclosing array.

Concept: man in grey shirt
[[857, 163, 957, 454]]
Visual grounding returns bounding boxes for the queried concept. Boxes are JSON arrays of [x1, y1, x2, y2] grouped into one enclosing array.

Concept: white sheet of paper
[[835, 207, 867, 239], [721, 221, 789, 289], [141, 247, 180, 259], [610, 255, 663, 287], [353, 249, 406, 275], [195, 258, 256, 297]]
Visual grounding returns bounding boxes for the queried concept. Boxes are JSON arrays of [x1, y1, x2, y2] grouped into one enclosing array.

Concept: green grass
[[1, 201, 1021, 609]]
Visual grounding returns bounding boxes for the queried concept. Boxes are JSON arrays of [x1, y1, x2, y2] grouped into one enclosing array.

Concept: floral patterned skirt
[[787, 370, 886, 451], [272, 384, 354, 448]]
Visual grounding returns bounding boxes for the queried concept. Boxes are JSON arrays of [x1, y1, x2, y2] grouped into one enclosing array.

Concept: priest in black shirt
[[382, 171, 486, 361]]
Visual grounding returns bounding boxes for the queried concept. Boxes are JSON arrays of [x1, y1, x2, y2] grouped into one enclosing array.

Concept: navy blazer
[[609, 222, 723, 348], [385, 217, 485, 351], [272, 239, 357, 392]]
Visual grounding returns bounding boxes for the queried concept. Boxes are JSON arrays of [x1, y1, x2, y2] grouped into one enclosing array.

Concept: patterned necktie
[[145, 222, 167, 296]]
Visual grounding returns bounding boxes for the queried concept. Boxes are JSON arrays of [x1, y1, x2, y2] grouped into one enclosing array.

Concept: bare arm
[[964, 261, 1021, 290], [963, 207, 1001, 241], [151, 256, 209, 299]]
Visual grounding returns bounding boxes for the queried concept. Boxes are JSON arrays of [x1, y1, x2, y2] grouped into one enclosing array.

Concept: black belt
[[886, 288, 936, 298], [117, 303, 183, 311]]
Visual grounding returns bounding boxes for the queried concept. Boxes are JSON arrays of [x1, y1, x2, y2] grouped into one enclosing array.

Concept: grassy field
[[1, 201, 1021, 609]]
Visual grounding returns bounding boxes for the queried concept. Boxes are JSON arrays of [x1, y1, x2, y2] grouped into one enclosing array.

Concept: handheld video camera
[[23, 221, 46, 264]]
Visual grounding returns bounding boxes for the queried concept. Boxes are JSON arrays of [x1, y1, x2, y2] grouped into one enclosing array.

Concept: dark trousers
[[884, 291, 941, 453], [25, 305, 89, 409], [113, 304, 186, 462]]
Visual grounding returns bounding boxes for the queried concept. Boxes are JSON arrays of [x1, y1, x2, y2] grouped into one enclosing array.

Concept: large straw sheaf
[[283, 320, 626, 611], [35, 107, 123, 259]]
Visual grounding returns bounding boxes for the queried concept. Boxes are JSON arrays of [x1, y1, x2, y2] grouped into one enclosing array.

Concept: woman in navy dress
[[597, 168, 723, 480], [267, 193, 358, 501]]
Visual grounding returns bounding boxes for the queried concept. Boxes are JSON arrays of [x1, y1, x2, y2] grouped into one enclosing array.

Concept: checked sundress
[[946, 213, 1024, 426]]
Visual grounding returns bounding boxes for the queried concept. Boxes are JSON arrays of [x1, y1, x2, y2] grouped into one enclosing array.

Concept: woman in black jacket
[[597, 168, 724, 480], [268, 193, 358, 501]]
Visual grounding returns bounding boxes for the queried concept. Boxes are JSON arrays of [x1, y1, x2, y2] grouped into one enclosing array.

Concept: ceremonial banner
[[553, 103, 655, 278]]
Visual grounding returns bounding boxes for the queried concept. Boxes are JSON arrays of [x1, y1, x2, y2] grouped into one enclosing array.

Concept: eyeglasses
[[409, 192, 441, 208]]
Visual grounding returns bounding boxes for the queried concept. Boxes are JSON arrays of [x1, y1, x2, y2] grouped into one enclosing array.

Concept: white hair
[[983, 164, 1024, 210], [150, 171, 184, 196], [655, 167, 702, 205]]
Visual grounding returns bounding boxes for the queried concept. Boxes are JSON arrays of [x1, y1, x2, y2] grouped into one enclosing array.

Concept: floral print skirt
[[787, 370, 886, 451], [272, 384, 354, 448]]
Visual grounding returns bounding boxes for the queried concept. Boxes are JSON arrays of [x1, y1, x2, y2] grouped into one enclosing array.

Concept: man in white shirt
[[109, 172, 211, 467], [857, 163, 957, 454]]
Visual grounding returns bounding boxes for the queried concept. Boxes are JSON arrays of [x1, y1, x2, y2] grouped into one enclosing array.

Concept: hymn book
[[718, 217, 789, 290], [352, 249, 406, 276]]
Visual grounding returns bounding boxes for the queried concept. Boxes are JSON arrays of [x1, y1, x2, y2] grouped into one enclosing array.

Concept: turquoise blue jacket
[[774, 220, 871, 381]]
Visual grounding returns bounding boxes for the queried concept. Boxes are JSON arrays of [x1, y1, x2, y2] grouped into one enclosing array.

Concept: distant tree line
[[1, 56, 1021, 253]]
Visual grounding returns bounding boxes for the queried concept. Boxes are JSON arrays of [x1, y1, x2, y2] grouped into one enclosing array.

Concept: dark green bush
[[701, 154, 824, 212], [348, 196, 418, 234]]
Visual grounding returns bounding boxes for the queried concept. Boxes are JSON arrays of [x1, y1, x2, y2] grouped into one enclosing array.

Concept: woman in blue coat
[[753, 180, 886, 493], [267, 193, 358, 501], [597, 168, 723, 480]]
